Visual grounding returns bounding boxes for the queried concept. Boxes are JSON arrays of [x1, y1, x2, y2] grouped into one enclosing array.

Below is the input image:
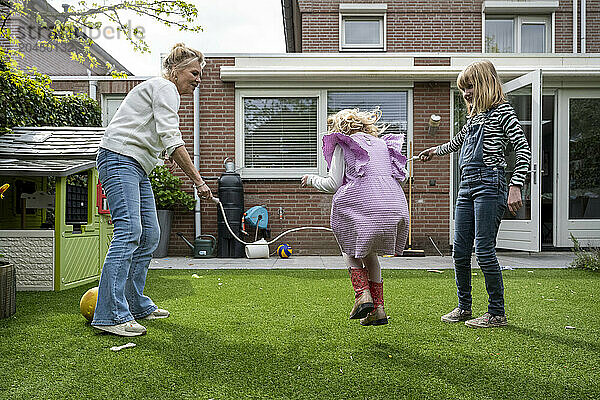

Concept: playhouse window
[[65, 172, 89, 231]]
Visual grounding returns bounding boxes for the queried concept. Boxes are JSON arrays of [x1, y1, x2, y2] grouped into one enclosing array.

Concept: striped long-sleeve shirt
[[435, 102, 531, 187]]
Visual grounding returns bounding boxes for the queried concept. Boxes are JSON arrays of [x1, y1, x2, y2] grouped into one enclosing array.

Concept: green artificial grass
[[1, 269, 599, 400]]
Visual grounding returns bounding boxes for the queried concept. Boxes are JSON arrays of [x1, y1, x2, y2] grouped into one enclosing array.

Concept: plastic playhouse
[[0, 127, 112, 291]]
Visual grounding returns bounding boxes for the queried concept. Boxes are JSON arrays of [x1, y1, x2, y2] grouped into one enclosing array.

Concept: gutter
[[220, 66, 600, 83]]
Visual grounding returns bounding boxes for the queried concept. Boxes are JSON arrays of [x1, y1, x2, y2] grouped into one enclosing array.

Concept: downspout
[[193, 86, 201, 237], [573, 0, 578, 53], [89, 80, 97, 101], [87, 69, 97, 101], [581, 0, 586, 53]]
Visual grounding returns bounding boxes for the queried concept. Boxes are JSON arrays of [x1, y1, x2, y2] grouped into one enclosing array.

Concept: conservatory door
[[496, 70, 542, 252], [556, 90, 600, 247]]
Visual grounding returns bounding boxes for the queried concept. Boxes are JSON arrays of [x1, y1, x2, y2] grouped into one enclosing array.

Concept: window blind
[[327, 91, 408, 154], [244, 97, 318, 168]]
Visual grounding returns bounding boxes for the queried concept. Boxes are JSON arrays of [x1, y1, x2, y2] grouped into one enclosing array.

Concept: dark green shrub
[[55, 93, 102, 127], [0, 67, 101, 129], [570, 234, 600, 272], [149, 165, 195, 211]]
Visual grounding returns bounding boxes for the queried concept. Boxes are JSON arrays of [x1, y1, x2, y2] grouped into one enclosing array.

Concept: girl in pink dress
[[302, 108, 409, 326]]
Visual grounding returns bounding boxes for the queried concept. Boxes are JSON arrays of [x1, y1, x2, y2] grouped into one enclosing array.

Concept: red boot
[[360, 281, 388, 326], [349, 268, 374, 319]]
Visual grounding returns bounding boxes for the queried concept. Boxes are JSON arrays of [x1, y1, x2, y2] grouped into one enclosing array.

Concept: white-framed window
[[339, 3, 387, 52], [101, 94, 127, 126], [327, 90, 410, 155], [485, 15, 552, 53], [235, 88, 413, 179], [236, 89, 326, 179]]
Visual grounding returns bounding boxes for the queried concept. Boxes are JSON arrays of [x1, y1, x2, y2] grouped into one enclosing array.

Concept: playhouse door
[[496, 70, 542, 252]]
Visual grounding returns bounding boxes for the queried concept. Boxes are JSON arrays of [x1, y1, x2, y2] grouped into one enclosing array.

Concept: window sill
[[240, 168, 320, 180], [483, 0, 559, 14]]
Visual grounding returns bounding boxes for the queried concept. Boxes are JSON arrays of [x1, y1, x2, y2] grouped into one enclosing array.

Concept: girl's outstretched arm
[[301, 146, 345, 193]]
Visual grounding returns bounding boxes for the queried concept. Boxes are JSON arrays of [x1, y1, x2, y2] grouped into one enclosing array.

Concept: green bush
[[0, 67, 101, 129], [54, 93, 102, 127], [570, 233, 600, 272], [149, 165, 195, 211]]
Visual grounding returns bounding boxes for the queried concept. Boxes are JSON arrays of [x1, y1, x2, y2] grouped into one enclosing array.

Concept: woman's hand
[[418, 147, 437, 162], [300, 175, 310, 188], [195, 181, 213, 200], [507, 185, 523, 216]]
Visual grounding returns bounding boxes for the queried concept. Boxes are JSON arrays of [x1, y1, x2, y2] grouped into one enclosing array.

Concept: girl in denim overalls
[[419, 60, 531, 328]]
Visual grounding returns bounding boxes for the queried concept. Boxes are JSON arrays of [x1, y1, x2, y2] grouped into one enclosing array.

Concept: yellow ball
[[80, 286, 98, 322]]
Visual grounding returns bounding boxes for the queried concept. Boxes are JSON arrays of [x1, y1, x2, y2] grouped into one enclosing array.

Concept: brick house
[[0, 0, 139, 124], [31, 1, 600, 256], [177, 0, 600, 256], [0, 0, 132, 76]]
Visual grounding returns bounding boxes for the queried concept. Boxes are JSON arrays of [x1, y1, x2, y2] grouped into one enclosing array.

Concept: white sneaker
[[93, 321, 147, 337], [140, 308, 170, 320]]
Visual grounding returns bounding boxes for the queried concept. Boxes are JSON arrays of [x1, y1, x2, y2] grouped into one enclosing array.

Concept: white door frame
[[496, 69, 542, 252], [556, 89, 600, 247]]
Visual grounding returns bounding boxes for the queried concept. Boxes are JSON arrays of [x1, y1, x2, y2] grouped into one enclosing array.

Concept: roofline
[[280, 0, 300, 52], [0, 160, 96, 177], [26, 0, 133, 74], [49, 75, 152, 81], [202, 52, 600, 59]]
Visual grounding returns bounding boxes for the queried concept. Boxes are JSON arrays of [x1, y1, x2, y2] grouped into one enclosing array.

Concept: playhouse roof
[[0, 127, 104, 177]]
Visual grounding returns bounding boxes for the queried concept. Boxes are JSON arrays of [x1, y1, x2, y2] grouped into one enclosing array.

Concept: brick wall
[[555, 1, 575, 53], [586, 1, 600, 52], [50, 79, 146, 104], [169, 57, 341, 256], [0, 231, 54, 291], [168, 58, 234, 256], [169, 58, 454, 256], [297, 0, 599, 54], [411, 82, 452, 254], [299, 0, 482, 53], [51, 80, 90, 95]]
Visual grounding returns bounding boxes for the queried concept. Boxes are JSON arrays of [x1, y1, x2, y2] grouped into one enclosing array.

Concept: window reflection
[[569, 98, 600, 219]]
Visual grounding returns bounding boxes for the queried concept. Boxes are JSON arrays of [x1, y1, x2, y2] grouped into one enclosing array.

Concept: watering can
[[176, 232, 216, 258]]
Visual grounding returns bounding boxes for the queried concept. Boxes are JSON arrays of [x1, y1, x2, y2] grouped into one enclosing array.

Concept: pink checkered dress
[[323, 132, 409, 258]]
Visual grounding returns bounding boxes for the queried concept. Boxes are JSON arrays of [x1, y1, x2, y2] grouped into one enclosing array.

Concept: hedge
[[0, 65, 101, 129]]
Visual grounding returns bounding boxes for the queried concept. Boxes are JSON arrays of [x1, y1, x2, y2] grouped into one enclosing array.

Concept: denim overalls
[[453, 109, 508, 316]]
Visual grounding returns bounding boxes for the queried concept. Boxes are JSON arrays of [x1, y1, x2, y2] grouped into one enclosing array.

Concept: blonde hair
[[457, 60, 506, 116], [162, 43, 206, 80], [327, 108, 381, 137]]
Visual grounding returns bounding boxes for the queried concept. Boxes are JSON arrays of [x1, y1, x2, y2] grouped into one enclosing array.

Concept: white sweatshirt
[[99, 77, 186, 175], [306, 146, 345, 193]]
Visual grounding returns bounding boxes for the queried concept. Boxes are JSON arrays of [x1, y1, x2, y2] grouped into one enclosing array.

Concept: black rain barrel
[[217, 171, 245, 258]]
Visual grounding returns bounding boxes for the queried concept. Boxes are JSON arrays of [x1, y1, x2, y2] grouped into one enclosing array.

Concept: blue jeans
[[92, 148, 160, 326], [453, 167, 508, 316]]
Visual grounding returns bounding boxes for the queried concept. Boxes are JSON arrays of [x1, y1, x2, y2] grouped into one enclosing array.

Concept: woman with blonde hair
[[92, 43, 212, 336], [419, 60, 531, 328], [302, 108, 409, 326]]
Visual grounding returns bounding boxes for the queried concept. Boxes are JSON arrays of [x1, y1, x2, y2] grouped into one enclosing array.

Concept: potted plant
[[149, 166, 195, 258]]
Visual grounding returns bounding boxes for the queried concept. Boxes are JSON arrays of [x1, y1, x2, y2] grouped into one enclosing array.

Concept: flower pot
[[0, 262, 16, 319], [153, 209, 173, 258]]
